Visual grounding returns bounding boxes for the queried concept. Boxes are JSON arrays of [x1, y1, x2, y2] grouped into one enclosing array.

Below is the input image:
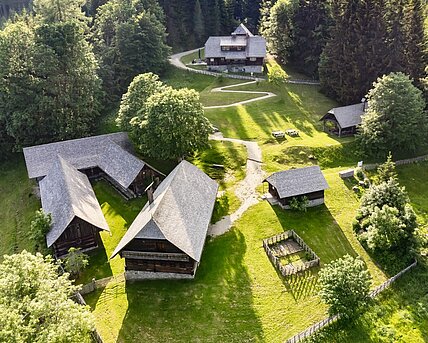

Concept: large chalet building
[[204, 23, 266, 74]]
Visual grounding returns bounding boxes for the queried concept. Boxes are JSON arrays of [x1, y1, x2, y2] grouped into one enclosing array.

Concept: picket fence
[[263, 230, 320, 277], [285, 259, 418, 343]]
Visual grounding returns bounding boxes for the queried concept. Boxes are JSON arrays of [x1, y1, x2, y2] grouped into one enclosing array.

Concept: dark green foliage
[[319, 0, 389, 104], [288, 0, 331, 78], [320, 0, 427, 104], [92, 0, 170, 97], [0, 8, 101, 150], [159, 0, 261, 51], [357, 73, 427, 158], [354, 158, 418, 267], [318, 255, 372, 318], [289, 196, 309, 212]]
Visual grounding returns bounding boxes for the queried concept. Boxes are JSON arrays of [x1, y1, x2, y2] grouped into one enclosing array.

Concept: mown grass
[[191, 140, 247, 222], [85, 197, 361, 343], [180, 47, 205, 65], [76, 181, 146, 284], [0, 155, 40, 259]]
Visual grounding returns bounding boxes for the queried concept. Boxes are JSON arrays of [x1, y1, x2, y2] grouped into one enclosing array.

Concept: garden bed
[[263, 230, 320, 276]]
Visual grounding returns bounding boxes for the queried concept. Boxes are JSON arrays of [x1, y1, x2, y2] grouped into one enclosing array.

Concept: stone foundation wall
[[125, 270, 195, 280]]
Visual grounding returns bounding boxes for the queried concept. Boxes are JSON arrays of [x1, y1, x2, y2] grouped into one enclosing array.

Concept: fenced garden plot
[[263, 230, 320, 277]]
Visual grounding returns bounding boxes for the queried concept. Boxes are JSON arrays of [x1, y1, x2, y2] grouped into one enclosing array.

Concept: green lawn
[[180, 47, 204, 65], [0, 155, 40, 259], [76, 181, 147, 284]]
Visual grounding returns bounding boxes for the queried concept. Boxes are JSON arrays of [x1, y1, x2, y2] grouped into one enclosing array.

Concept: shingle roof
[[232, 23, 254, 36], [40, 156, 109, 248], [204, 24, 266, 59], [23, 132, 155, 189], [321, 103, 366, 129], [265, 166, 329, 199], [111, 161, 218, 262]]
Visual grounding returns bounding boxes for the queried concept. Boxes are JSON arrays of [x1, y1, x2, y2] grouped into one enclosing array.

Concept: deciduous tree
[[135, 87, 211, 160], [318, 255, 371, 318], [0, 251, 93, 342], [357, 72, 427, 157]]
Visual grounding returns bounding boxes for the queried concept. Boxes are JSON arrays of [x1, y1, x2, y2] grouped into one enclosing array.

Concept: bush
[[30, 209, 52, 250], [354, 167, 365, 180], [268, 64, 288, 85], [289, 196, 309, 212], [62, 248, 89, 278], [318, 255, 372, 318]]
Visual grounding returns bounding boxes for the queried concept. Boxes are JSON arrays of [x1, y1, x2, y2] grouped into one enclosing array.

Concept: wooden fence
[[285, 259, 418, 343], [80, 274, 125, 295], [364, 154, 428, 171], [73, 292, 104, 343], [263, 230, 320, 277]]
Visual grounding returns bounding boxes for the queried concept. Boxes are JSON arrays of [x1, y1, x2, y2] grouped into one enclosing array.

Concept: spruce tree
[[403, 0, 427, 85], [193, 0, 205, 46]]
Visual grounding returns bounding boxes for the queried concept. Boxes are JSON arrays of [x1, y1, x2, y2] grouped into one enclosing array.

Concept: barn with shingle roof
[[264, 166, 329, 209], [23, 132, 164, 198], [40, 156, 110, 256], [320, 102, 368, 137], [111, 160, 218, 280]]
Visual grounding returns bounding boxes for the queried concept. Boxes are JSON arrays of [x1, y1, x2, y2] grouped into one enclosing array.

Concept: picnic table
[[286, 129, 299, 137]]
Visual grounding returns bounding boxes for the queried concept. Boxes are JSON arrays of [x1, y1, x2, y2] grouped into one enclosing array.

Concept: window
[[249, 57, 257, 62], [221, 46, 230, 51], [210, 58, 214, 62]]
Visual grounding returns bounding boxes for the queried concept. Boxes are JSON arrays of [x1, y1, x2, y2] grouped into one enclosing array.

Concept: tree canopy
[[92, 0, 170, 97], [135, 86, 211, 160], [0, 251, 93, 342], [0, 0, 101, 150], [357, 72, 427, 157], [318, 254, 372, 318]]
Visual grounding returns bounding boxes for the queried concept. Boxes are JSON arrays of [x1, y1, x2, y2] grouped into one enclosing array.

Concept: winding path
[[170, 49, 268, 236], [208, 133, 264, 237]]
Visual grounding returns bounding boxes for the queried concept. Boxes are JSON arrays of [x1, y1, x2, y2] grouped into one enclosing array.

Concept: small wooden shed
[[264, 166, 329, 209], [320, 102, 367, 137]]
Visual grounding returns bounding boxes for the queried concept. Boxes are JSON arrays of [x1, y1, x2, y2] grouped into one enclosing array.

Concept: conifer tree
[[193, 0, 205, 46], [403, 0, 427, 85]]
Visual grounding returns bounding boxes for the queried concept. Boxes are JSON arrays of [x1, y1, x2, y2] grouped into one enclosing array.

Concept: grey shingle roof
[[23, 132, 152, 189], [204, 24, 266, 59], [265, 166, 329, 199], [321, 103, 366, 129], [111, 161, 218, 262], [232, 23, 254, 36], [40, 156, 109, 248]]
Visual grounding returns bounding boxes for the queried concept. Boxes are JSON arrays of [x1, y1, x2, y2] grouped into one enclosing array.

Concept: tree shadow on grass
[[114, 230, 264, 342]]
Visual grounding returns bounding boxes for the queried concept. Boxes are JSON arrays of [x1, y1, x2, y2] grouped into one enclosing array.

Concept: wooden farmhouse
[[23, 132, 164, 199], [204, 23, 266, 74], [264, 166, 329, 209], [23, 132, 164, 257], [320, 102, 367, 137], [111, 161, 218, 280], [40, 157, 110, 257]]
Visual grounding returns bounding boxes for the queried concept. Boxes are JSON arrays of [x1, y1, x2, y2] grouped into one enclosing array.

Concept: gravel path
[[208, 133, 264, 237], [204, 80, 276, 109], [169, 49, 268, 237]]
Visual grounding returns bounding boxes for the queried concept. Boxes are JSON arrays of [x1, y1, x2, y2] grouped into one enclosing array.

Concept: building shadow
[[113, 230, 265, 342]]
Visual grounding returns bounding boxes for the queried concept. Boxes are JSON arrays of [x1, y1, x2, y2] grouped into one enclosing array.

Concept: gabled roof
[[40, 156, 109, 248], [265, 166, 329, 199], [232, 23, 254, 36], [23, 132, 159, 189], [204, 24, 266, 59], [321, 103, 366, 129], [111, 161, 218, 262]]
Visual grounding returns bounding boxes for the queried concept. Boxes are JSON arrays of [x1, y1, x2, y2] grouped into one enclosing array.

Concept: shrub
[[289, 196, 309, 212], [62, 248, 89, 278], [354, 166, 365, 180], [30, 209, 52, 250]]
